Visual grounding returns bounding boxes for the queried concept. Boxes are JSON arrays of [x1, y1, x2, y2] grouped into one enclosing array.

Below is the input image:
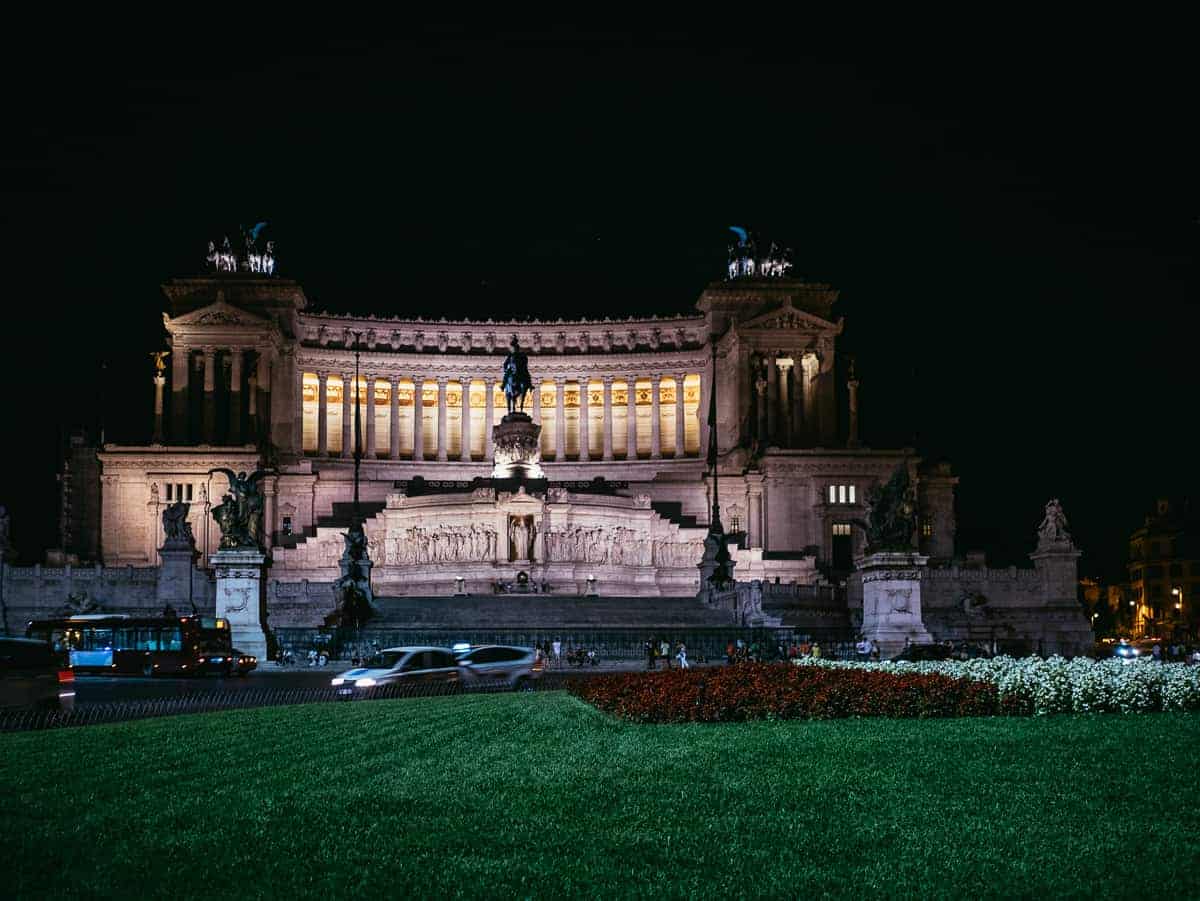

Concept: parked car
[[330, 646, 459, 697], [232, 649, 258, 676], [455, 644, 541, 691], [0, 637, 75, 711]]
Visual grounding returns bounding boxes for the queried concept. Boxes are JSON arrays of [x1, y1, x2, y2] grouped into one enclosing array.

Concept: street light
[[1172, 586, 1183, 611]]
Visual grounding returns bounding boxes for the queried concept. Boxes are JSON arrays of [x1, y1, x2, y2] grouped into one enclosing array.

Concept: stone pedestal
[[492, 413, 544, 480], [211, 549, 268, 660], [858, 551, 934, 658], [157, 542, 197, 611]]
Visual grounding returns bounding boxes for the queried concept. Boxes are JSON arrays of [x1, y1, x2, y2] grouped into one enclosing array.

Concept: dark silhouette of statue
[[208, 468, 276, 551], [856, 464, 918, 554], [501, 336, 533, 416]]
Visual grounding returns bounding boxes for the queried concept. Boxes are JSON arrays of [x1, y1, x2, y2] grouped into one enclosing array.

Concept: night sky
[[1, 26, 1194, 579]]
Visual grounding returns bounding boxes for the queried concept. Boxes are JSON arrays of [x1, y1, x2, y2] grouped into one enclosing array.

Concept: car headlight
[[356, 677, 377, 687], [331, 678, 344, 686]]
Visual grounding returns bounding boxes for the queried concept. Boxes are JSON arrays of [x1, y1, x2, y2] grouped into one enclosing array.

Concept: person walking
[[676, 642, 689, 669], [660, 638, 672, 670], [811, 642, 822, 660], [645, 639, 656, 671], [552, 638, 563, 668], [725, 640, 736, 665]]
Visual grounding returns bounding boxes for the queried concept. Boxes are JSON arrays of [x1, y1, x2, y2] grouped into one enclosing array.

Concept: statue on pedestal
[[1037, 498, 1072, 547], [208, 468, 275, 551], [858, 464, 917, 554], [501, 336, 533, 416], [161, 501, 195, 548]]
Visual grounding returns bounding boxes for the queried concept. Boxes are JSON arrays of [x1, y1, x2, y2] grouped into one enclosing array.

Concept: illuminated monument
[[32, 226, 1091, 655]]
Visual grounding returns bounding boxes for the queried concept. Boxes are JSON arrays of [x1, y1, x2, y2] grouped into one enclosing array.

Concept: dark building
[[1127, 498, 1200, 638]]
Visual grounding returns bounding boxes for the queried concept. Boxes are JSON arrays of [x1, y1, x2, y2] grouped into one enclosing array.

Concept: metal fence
[[0, 676, 572, 734]]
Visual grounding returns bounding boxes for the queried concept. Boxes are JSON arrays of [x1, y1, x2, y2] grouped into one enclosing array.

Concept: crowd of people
[[642, 638, 692, 670]]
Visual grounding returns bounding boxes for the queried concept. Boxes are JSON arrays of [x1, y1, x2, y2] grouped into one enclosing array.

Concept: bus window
[[84, 629, 113, 650], [161, 627, 183, 652]]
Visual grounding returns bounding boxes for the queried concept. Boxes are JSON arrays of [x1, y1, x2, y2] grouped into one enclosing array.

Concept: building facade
[[1127, 498, 1199, 637]]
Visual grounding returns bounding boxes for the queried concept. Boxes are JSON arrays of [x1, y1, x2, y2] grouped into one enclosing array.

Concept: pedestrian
[[725, 640, 735, 665], [552, 638, 562, 667], [869, 639, 880, 662], [660, 638, 672, 670], [677, 642, 689, 669], [855, 636, 870, 661], [811, 642, 822, 660], [1151, 643, 1162, 663], [799, 639, 811, 657], [645, 639, 656, 671]]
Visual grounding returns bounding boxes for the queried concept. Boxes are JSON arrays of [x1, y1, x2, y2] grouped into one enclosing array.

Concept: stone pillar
[[674, 372, 686, 457], [412, 378, 425, 460], [747, 474, 765, 549], [818, 343, 837, 445], [484, 381, 495, 460], [228, 349, 243, 444], [210, 548, 269, 661], [365, 376, 377, 459], [386, 378, 399, 459], [698, 370, 710, 457], [858, 552, 933, 659], [792, 358, 805, 447], [765, 355, 777, 445], [555, 377, 567, 462], [317, 373, 329, 456], [340, 371, 353, 459], [248, 370, 258, 437], [460, 378, 473, 462], [436, 377, 448, 462], [170, 346, 189, 443], [755, 372, 768, 445], [847, 375, 861, 449], [601, 377, 614, 461], [649, 375, 661, 459], [532, 379, 542, 426], [801, 352, 820, 446], [578, 378, 590, 461], [201, 346, 216, 444], [777, 358, 793, 448], [626, 378, 638, 459], [152, 374, 166, 444], [260, 350, 276, 450]]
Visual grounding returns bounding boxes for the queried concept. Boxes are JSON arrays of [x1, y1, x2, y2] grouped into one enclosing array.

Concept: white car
[[330, 646, 460, 697], [454, 645, 541, 691]]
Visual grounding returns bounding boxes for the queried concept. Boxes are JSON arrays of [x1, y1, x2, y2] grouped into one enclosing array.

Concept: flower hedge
[[793, 656, 1200, 715], [568, 663, 1014, 723]]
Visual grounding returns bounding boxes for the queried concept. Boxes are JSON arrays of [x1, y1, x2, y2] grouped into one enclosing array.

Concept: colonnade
[[165, 345, 270, 446], [298, 372, 706, 462]]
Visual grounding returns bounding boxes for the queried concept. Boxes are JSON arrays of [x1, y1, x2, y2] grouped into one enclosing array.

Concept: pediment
[[165, 296, 274, 330], [738, 300, 839, 334]]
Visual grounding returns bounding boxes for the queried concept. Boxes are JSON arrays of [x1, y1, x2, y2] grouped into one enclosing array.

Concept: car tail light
[[57, 670, 75, 684]]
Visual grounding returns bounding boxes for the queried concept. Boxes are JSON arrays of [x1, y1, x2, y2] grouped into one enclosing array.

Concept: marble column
[[412, 379, 425, 460], [674, 372, 686, 457], [152, 374, 166, 443], [698, 370, 710, 456], [601, 376, 614, 461], [649, 375, 661, 459], [460, 378, 473, 462], [228, 349, 243, 445], [317, 373, 329, 455], [765, 355, 778, 445], [340, 371, 353, 459], [201, 346, 216, 444], [847, 375, 860, 448], [170, 345, 189, 443], [578, 378, 590, 461], [365, 376, 377, 459], [626, 378, 637, 459], [555, 377, 567, 461], [755, 372, 768, 445], [484, 380, 495, 460], [389, 378, 401, 458], [436, 377, 448, 462], [532, 379, 542, 425], [747, 474, 765, 549], [777, 358, 793, 448], [801, 353, 819, 446], [249, 370, 258, 439]]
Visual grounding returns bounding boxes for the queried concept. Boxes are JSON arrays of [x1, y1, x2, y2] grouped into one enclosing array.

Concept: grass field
[[2, 694, 1198, 899]]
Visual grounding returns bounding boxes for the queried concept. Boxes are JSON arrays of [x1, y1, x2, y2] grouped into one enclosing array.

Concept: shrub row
[[794, 656, 1200, 715], [569, 663, 1016, 723]]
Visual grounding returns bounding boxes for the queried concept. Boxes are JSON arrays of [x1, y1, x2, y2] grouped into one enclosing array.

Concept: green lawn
[[2, 695, 1198, 899]]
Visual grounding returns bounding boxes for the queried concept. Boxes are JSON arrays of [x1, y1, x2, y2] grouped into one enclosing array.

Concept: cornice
[[295, 350, 711, 378]]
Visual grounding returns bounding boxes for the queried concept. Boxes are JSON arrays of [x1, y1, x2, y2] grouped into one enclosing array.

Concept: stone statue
[[509, 515, 531, 561], [207, 468, 276, 551], [857, 464, 917, 554], [501, 336, 533, 415], [1037, 498, 1072, 546], [161, 501, 195, 547]]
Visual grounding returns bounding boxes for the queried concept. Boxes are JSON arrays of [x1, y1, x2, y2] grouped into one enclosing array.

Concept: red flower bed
[[569, 663, 1011, 723]]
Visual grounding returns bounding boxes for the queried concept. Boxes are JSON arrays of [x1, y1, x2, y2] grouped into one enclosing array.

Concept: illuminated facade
[[91, 270, 961, 595]]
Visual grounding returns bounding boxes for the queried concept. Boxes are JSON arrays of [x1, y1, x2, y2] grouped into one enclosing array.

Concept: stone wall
[[0, 563, 215, 633]]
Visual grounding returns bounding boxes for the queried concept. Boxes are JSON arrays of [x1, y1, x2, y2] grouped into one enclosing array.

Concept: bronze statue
[[501, 335, 533, 415], [857, 464, 917, 554], [161, 501, 194, 547], [208, 468, 275, 551], [150, 351, 170, 373]]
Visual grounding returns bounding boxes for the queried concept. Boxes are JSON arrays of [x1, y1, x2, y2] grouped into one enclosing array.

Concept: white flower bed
[[793, 656, 1200, 715]]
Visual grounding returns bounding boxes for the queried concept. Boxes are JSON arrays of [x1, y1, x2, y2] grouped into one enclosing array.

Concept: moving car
[[0, 637, 75, 711], [232, 649, 258, 676], [455, 644, 541, 691], [330, 646, 459, 697]]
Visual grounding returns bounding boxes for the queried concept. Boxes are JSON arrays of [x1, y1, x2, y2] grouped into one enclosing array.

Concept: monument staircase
[[650, 501, 701, 530], [274, 501, 386, 549], [371, 594, 735, 629]]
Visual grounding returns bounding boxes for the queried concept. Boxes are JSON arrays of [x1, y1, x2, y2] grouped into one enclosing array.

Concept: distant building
[[1127, 498, 1199, 637], [51, 431, 101, 564]]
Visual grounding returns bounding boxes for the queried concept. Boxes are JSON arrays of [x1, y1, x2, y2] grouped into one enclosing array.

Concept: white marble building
[[93, 271, 959, 595]]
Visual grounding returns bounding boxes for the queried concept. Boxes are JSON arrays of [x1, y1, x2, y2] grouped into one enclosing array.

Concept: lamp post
[[352, 331, 363, 523]]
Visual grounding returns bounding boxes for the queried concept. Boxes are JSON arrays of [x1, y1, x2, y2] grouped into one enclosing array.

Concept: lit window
[[829, 485, 857, 505], [921, 516, 933, 539], [829, 485, 837, 504], [832, 523, 851, 536], [730, 513, 742, 533], [849, 485, 856, 504], [838, 485, 846, 504]]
